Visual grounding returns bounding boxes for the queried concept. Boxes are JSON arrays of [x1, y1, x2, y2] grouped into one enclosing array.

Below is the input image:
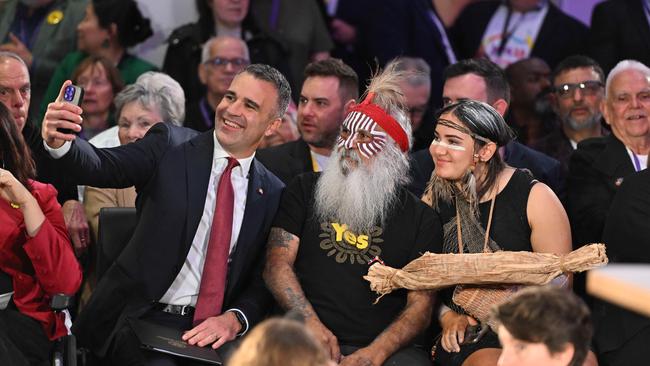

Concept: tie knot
[[226, 157, 240, 171]]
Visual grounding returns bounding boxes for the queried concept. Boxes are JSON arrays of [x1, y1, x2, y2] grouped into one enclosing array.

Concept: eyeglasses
[[555, 81, 603, 99], [205, 57, 250, 68]]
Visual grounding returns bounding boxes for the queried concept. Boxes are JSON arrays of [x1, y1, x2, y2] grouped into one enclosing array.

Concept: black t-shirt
[[272, 172, 443, 346]]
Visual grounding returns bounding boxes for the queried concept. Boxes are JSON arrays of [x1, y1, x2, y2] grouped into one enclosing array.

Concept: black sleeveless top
[[438, 169, 537, 253]]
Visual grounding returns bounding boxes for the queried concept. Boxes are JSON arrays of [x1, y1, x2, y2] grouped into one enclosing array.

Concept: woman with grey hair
[[422, 100, 571, 366], [78, 72, 186, 309]]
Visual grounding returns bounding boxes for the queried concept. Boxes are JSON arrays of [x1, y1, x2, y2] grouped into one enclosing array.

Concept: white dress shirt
[[45, 132, 254, 333]]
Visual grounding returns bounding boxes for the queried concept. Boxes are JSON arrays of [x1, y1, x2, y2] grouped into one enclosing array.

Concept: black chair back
[[96, 207, 137, 281]]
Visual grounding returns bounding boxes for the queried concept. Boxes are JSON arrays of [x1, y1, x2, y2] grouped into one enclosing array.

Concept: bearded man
[[263, 66, 443, 366]]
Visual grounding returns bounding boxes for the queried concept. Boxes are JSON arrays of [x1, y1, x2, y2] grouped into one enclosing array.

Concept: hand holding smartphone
[[58, 85, 84, 134]]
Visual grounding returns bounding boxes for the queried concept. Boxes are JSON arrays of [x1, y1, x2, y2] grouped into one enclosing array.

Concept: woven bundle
[[364, 243, 608, 296]]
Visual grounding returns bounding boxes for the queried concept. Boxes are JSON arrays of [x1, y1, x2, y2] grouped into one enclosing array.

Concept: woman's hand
[[439, 310, 478, 353], [0, 168, 45, 236], [0, 168, 33, 208]]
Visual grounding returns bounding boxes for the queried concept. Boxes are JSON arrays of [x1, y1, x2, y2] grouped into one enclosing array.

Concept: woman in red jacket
[[0, 102, 82, 365]]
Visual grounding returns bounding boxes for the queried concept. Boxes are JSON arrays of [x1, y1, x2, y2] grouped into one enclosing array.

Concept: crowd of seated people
[[2, 1, 650, 365]]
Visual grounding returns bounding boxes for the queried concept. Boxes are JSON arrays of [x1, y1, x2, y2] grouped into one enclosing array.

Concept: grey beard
[[314, 144, 410, 234], [564, 112, 601, 131]]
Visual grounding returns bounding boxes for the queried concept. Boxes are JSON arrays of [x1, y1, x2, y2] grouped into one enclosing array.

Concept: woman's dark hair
[[71, 55, 125, 96], [93, 0, 153, 48], [195, 0, 256, 42], [0, 103, 35, 190], [436, 100, 515, 198]]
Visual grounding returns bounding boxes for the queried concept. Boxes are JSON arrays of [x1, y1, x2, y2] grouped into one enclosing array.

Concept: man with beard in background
[[533, 55, 606, 178], [263, 66, 442, 366]]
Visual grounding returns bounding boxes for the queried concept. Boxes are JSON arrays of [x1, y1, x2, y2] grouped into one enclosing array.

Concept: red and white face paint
[[337, 110, 388, 159]]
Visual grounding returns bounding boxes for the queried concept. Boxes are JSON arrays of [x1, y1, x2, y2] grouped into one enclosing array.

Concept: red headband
[[347, 92, 409, 152]]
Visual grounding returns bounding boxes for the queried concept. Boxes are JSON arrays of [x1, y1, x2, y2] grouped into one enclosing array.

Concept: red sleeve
[[22, 182, 82, 295]]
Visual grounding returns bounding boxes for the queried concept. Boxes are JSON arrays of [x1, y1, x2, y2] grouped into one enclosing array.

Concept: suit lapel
[[184, 132, 214, 248], [594, 135, 636, 185], [225, 159, 268, 299]]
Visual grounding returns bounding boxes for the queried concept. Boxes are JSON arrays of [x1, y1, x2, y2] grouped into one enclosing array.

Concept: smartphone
[[58, 85, 84, 134], [460, 324, 488, 345]]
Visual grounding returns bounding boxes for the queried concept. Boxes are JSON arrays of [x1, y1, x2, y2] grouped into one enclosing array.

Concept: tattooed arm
[[340, 290, 434, 366], [263, 227, 341, 361]]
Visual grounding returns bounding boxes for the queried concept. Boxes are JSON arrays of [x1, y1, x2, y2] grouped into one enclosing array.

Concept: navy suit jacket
[[67, 123, 284, 354], [368, 0, 451, 107]]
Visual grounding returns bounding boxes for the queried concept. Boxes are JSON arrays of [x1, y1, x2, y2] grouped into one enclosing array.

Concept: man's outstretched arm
[[263, 227, 341, 361], [341, 289, 434, 366]]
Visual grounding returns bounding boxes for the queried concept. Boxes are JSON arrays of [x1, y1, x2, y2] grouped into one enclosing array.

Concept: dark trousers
[[109, 309, 238, 366], [0, 307, 54, 366], [340, 344, 432, 366]]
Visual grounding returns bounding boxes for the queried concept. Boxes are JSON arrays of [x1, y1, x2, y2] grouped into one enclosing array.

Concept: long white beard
[[314, 144, 410, 234]]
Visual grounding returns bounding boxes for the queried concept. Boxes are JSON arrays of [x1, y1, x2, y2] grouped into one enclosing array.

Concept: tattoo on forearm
[[268, 227, 295, 249], [285, 287, 313, 318]]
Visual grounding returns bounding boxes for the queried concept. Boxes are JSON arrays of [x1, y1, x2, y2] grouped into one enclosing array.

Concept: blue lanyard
[[631, 151, 643, 172], [199, 98, 214, 129]]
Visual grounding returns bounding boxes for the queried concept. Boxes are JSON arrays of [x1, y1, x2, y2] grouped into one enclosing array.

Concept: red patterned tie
[[193, 157, 239, 326]]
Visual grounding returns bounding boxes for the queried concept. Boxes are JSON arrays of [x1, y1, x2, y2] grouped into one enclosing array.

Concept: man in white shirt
[[41, 64, 289, 365]]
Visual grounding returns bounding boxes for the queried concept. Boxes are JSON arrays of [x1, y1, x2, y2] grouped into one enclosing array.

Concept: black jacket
[[594, 169, 650, 360], [255, 139, 313, 185], [589, 0, 650, 73], [567, 134, 636, 248]]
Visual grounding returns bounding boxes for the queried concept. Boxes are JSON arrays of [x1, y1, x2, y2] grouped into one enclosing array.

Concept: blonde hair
[[228, 318, 330, 366]]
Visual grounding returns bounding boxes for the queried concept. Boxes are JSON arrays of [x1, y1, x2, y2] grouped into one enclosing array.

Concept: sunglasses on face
[[554, 81, 603, 99], [205, 57, 250, 68]]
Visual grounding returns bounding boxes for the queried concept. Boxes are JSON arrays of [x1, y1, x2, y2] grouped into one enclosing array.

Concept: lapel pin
[[615, 177, 624, 187], [258, 188, 264, 195]]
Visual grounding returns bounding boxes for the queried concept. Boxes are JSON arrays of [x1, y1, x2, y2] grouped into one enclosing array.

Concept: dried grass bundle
[[364, 243, 608, 297]]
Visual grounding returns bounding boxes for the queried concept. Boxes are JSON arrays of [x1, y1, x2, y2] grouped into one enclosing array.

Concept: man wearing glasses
[[533, 55, 606, 177], [185, 36, 250, 132], [568, 59, 650, 249]]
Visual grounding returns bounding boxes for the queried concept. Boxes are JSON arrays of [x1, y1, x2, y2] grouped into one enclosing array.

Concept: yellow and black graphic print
[[319, 222, 383, 264]]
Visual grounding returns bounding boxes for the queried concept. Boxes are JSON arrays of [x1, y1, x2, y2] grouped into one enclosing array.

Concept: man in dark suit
[[450, 0, 588, 69], [532, 55, 607, 179], [409, 58, 563, 198], [594, 169, 650, 366], [568, 59, 650, 248], [256, 58, 357, 185], [589, 0, 650, 74], [41, 64, 290, 365], [367, 0, 457, 108]]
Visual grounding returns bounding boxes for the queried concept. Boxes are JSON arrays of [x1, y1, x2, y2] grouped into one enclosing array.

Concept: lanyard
[[199, 98, 214, 129], [632, 151, 643, 172]]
